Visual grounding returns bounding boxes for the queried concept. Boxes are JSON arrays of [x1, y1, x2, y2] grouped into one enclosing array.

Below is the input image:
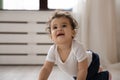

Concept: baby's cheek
[[51, 30, 56, 38], [52, 30, 57, 36], [51, 30, 55, 34]]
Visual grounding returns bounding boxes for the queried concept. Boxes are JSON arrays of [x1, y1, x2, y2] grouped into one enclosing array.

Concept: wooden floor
[[0, 66, 41, 80], [0, 66, 120, 80], [0, 66, 74, 80]]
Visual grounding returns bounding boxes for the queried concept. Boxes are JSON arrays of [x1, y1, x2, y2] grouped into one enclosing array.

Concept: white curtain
[[73, 0, 118, 68]]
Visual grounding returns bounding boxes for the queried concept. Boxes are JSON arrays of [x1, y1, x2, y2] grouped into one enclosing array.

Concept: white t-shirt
[[46, 40, 92, 76]]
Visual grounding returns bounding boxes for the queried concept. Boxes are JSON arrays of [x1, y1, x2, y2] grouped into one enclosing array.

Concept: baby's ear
[[72, 30, 76, 38]]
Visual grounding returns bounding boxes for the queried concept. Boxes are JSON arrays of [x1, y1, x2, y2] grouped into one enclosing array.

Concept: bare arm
[[77, 58, 88, 80], [38, 61, 54, 80]]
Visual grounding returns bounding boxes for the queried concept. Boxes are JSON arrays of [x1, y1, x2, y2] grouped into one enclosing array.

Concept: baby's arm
[[38, 61, 54, 80], [77, 58, 88, 80]]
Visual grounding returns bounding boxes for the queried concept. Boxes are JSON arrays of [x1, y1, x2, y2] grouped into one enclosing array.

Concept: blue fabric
[[73, 51, 109, 80]]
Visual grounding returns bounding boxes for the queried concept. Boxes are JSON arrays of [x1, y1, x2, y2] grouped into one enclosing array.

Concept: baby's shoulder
[[72, 40, 84, 48]]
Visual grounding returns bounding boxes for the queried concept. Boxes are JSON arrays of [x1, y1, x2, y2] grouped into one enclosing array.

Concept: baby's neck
[[57, 41, 72, 51]]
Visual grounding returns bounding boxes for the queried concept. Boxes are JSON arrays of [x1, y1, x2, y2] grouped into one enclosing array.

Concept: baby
[[38, 10, 111, 80]]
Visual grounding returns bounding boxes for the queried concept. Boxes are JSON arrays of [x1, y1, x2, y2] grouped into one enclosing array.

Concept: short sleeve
[[73, 41, 87, 62], [46, 45, 56, 62]]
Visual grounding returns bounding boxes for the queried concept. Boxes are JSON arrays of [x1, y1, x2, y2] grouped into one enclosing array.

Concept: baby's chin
[[55, 39, 67, 44]]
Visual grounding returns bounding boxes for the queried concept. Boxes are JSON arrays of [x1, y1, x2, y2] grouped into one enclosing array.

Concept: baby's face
[[50, 17, 75, 44]]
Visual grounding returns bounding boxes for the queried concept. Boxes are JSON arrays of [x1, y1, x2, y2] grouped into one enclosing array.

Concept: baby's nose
[[57, 27, 62, 30]]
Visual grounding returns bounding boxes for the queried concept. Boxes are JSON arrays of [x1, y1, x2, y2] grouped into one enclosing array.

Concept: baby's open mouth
[[57, 33, 65, 37]]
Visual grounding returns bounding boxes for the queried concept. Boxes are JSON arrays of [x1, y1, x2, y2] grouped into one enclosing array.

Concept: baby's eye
[[62, 24, 67, 28], [53, 26, 57, 29]]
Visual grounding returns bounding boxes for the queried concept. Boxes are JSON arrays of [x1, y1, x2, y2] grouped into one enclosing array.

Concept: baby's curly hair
[[46, 10, 78, 33]]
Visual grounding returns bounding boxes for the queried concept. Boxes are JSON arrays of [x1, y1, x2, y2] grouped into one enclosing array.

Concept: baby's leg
[[98, 66, 103, 72], [97, 71, 112, 80], [86, 52, 100, 80], [98, 66, 112, 80], [86, 51, 112, 80]]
